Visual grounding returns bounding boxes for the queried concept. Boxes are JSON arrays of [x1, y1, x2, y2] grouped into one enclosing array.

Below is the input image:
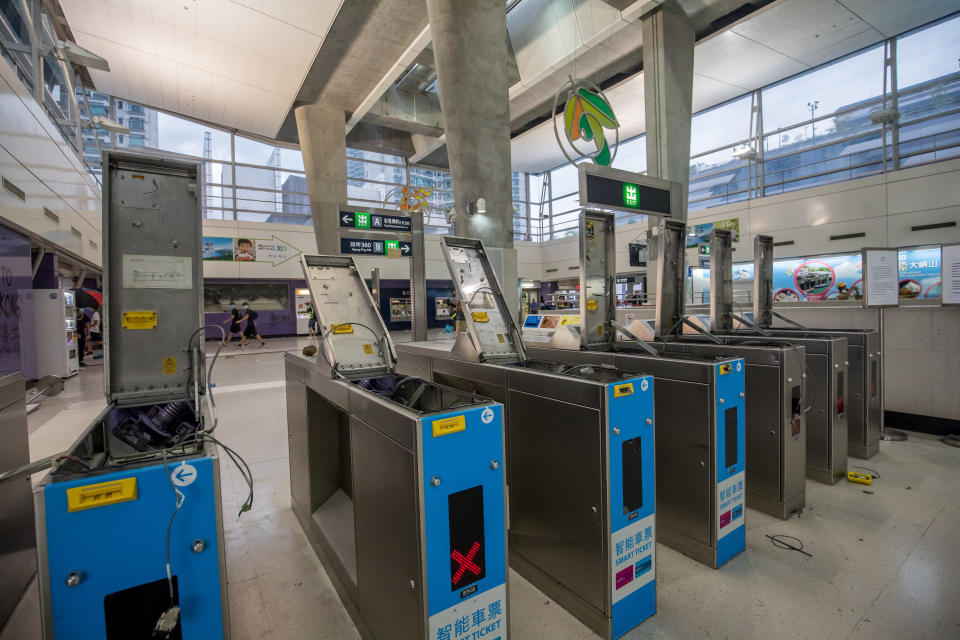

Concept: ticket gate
[[32, 152, 230, 639], [747, 235, 880, 459], [758, 329, 879, 459], [530, 210, 799, 520], [394, 237, 658, 639], [287, 255, 508, 640], [682, 230, 849, 485]]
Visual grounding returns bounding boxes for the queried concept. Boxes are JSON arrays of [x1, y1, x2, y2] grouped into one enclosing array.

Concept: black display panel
[[724, 407, 738, 468], [871, 360, 877, 397], [622, 437, 644, 514], [837, 371, 845, 415], [449, 486, 486, 590], [628, 242, 647, 267], [583, 173, 672, 215]]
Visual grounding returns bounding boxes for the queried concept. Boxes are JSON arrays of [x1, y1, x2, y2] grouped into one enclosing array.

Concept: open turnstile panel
[[698, 234, 850, 484], [746, 235, 881, 460], [394, 236, 658, 639], [534, 209, 809, 521], [289, 254, 509, 640], [34, 151, 229, 640]]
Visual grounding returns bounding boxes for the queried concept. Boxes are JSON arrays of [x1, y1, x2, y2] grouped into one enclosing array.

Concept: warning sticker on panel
[[432, 415, 466, 438], [614, 383, 634, 398], [162, 357, 177, 374], [587, 299, 598, 310], [362, 344, 374, 355], [560, 316, 579, 326], [121, 311, 157, 330], [472, 312, 489, 322], [121, 254, 192, 289], [333, 324, 353, 334]]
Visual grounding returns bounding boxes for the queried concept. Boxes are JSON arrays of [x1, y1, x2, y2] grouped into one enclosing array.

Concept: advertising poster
[[202, 237, 234, 260], [772, 254, 863, 301], [686, 217, 740, 248], [897, 247, 941, 299], [694, 247, 944, 302], [202, 236, 302, 266]]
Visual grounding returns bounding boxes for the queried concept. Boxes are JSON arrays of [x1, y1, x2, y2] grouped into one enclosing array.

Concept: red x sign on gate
[[451, 541, 482, 585]]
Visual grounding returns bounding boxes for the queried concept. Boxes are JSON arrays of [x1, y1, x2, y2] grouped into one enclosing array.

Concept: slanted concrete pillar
[[295, 101, 347, 255], [642, 2, 695, 221], [425, 0, 518, 314]]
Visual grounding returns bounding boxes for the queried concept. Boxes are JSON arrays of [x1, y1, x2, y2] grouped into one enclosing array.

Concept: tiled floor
[[3, 336, 959, 640]]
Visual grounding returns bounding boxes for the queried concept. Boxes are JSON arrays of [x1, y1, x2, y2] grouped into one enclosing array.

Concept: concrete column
[[425, 0, 518, 314], [295, 101, 347, 255], [642, 2, 695, 221]]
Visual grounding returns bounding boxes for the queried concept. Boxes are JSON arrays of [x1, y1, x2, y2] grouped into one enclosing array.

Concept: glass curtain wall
[[532, 12, 960, 234]]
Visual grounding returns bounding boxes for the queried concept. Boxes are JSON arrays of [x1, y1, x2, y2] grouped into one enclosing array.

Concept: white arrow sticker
[[171, 462, 198, 487], [481, 407, 495, 424]]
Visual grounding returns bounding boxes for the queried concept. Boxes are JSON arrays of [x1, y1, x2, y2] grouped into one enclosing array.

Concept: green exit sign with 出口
[[623, 182, 639, 208]]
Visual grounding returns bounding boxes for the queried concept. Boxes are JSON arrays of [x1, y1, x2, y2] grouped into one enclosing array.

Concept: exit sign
[[579, 164, 676, 217]]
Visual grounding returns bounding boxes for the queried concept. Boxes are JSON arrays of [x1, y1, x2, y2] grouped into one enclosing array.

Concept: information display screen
[[449, 486, 486, 590], [724, 407, 739, 469], [622, 437, 644, 514]]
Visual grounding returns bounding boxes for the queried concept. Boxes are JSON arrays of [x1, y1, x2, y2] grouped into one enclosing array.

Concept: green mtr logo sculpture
[[554, 78, 620, 167]]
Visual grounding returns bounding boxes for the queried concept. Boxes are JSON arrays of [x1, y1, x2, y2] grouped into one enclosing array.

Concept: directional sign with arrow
[[339, 209, 412, 232], [171, 462, 198, 487], [340, 237, 414, 257]]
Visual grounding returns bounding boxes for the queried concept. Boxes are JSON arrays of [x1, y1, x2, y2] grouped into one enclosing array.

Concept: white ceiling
[[510, 0, 959, 173], [60, 0, 344, 138]]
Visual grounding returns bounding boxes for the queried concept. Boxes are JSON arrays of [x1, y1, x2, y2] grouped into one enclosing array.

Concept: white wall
[[201, 218, 543, 283], [0, 57, 102, 266]]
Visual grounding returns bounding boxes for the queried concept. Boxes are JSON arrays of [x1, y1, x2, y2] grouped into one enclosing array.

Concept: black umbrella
[[73, 288, 103, 309]]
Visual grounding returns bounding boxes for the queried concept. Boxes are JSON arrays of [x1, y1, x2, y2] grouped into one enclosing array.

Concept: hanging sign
[[553, 78, 619, 166]]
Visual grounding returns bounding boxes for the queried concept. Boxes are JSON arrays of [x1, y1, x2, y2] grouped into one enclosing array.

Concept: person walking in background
[[88, 307, 102, 356], [238, 302, 266, 348], [222, 302, 243, 346], [76, 308, 90, 367], [307, 304, 318, 337]]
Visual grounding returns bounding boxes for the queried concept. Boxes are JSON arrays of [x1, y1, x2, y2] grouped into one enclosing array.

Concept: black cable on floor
[[766, 534, 813, 557], [849, 465, 881, 478]]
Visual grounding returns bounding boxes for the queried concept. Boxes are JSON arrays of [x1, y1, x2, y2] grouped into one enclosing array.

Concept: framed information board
[[861, 248, 900, 307], [942, 243, 960, 306]]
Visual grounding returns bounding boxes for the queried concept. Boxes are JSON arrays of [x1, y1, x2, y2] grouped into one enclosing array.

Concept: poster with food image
[[898, 247, 941, 299]]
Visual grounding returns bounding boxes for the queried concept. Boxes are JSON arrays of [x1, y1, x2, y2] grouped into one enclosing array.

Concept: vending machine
[[294, 288, 313, 335], [19, 289, 80, 379]]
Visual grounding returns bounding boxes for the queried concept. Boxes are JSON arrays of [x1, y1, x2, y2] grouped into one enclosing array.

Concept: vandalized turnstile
[[693, 233, 849, 484], [286, 255, 508, 640], [748, 235, 881, 460], [535, 211, 805, 520], [395, 237, 657, 638], [33, 152, 230, 639], [528, 212, 755, 549]]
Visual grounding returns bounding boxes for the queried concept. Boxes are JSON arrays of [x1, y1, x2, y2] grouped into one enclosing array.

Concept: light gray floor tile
[[6, 339, 959, 640]]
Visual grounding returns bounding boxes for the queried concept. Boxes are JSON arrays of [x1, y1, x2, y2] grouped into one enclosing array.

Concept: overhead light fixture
[[56, 40, 110, 72], [87, 116, 130, 134], [461, 198, 487, 216], [732, 146, 759, 161]]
